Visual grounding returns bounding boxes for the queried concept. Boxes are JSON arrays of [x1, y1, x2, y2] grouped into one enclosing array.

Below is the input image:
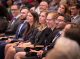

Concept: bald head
[[39, 1, 48, 12]]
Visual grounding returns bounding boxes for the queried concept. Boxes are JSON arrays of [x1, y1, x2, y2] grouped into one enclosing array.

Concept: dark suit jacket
[[71, 15, 80, 25], [24, 27, 59, 51], [24, 27, 53, 45], [23, 27, 38, 42], [35, 28, 59, 46], [15, 21, 30, 39], [5, 18, 21, 35], [24, 28, 59, 58]]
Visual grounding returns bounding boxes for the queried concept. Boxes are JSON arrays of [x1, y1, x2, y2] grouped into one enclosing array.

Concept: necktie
[[11, 18, 16, 25], [44, 32, 61, 51], [17, 22, 25, 35], [52, 32, 61, 42]]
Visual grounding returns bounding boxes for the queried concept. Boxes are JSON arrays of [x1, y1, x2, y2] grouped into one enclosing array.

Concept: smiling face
[[46, 13, 58, 28], [39, 1, 48, 12], [55, 16, 66, 29], [20, 9, 28, 20], [26, 12, 34, 25], [46, 14, 55, 28]]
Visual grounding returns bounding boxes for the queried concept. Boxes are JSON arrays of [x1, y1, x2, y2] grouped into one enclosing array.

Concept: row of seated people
[[0, 0, 80, 35], [0, 6, 70, 59], [46, 23, 80, 59], [1, 0, 80, 58], [0, 3, 80, 59], [1, 0, 80, 35]]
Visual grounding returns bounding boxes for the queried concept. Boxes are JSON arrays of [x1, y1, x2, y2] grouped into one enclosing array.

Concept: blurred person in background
[[70, 4, 80, 25], [35, 1, 48, 15], [48, 0, 61, 12]]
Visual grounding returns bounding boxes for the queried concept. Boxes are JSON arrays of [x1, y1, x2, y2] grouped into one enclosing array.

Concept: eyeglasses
[[11, 9, 18, 11], [56, 19, 65, 22]]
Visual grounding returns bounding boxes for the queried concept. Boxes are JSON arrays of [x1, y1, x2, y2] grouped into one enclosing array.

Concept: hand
[[37, 50, 44, 56], [5, 39, 12, 42], [30, 49, 37, 52]]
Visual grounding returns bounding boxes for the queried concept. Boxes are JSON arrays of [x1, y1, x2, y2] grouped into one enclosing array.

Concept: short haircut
[[11, 4, 20, 9], [70, 3, 80, 9], [64, 24, 80, 45]]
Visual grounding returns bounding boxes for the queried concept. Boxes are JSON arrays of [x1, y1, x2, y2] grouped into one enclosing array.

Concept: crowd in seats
[[0, 0, 80, 59]]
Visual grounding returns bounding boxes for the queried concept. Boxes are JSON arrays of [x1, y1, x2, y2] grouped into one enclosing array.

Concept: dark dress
[[24, 28, 60, 59]]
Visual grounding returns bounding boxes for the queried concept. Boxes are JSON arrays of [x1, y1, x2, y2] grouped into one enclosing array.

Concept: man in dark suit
[[14, 8, 29, 39], [5, 8, 30, 42], [5, 4, 21, 36], [0, 8, 29, 59]]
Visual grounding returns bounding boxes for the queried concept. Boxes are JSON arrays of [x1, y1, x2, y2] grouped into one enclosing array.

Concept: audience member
[[14, 12, 59, 59], [35, 1, 48, 15], [46, 36, 80, 59], [4, 8, 30, 59], [48, 0, 61, 12], [5, 4, 21, 36], [70, 4, 80, 24], [0, 0, 80, 59]]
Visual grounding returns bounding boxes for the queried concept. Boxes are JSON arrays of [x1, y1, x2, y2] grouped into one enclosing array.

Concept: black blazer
[[24, 27, 59, 56], [15, 21, 30, 39], [23, 27, 38, 42], [34, 28, 59, 46]]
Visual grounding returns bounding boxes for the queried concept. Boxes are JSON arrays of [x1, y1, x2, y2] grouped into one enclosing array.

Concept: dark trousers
[[0, 41, 8, 59]]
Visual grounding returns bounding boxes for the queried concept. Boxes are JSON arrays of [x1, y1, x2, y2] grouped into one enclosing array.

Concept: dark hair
[[59, 4, 68, 14], [11, 4, 20, 9], [30, 11, 39, 23], [70, 3, 80, 9], [23, 11, 39, 40], [64, 24, 80, 45], [20, 6, 29, 11], [59, 14, 71, 22]]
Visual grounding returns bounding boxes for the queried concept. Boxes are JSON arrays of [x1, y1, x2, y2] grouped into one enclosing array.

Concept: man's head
[[10, 4, 20, 17], [20, 8, 29, 20], [55, 15, 67, 29], [70, 4, 80, 16], [63, 23, 80, 45], [46, 12, 59, 28], [39, 1, 48, 12]]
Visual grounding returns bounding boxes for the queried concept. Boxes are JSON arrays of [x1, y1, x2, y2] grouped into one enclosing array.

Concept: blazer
[[24, 27, 59, 57], [5, 18, 21, 35], [35, 28, 59, 46], [15, 21, 30, 39], [23, 27, 38, 42], [71, 15, 80, 25]]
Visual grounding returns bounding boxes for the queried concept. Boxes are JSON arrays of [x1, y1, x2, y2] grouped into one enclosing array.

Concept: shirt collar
[[73, 14, 80, 19]]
